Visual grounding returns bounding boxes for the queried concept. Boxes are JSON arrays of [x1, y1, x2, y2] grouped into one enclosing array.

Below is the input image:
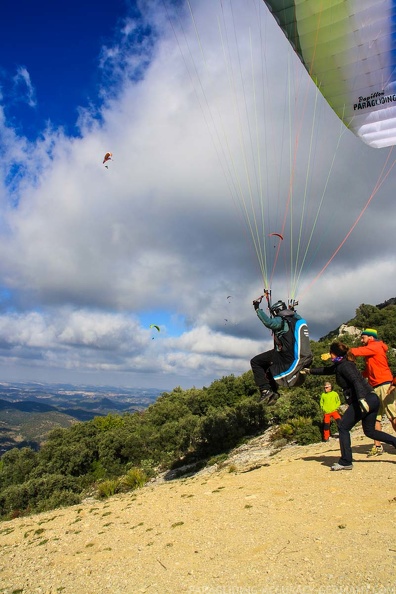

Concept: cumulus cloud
[[0, 0, 394, 389]]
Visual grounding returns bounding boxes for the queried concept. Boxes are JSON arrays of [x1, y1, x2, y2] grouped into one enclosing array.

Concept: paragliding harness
[[264, 291, 313, 388]]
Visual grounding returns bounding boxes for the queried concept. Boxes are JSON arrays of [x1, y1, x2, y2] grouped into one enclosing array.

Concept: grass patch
[[97, 479, 120, 499], [34, 528, 45, 536], [0, 527, 15, 535], [208, 453, 228, 466]]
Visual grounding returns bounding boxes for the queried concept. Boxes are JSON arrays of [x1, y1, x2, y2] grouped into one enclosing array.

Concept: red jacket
[[350, 340, 392, 387]]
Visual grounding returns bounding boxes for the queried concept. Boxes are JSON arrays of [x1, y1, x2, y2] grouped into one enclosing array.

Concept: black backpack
[[273, 315, 313, 387]]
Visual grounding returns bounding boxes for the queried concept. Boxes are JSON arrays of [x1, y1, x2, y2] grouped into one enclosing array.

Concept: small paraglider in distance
[[103, 152, 112, 169], [150, 324, 160, 339], [224, 297, 233, 325], [268, 232, 284, 248]]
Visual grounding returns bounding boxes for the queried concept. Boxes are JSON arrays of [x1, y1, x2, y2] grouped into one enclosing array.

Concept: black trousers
[[250, 349, 280, 392], [338, 393, 396, 466]]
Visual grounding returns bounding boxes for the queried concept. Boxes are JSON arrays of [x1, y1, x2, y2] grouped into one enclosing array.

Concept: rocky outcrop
[[338, 324, 361, 337]]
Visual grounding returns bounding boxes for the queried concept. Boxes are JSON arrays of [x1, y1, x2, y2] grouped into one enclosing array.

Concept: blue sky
[[0, 0, 395, 390], [1, 0, 125, 137]]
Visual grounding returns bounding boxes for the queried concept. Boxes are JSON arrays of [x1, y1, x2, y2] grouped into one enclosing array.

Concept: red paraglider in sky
[[268, 233, 283, 241], [103, 152, 112, 168]]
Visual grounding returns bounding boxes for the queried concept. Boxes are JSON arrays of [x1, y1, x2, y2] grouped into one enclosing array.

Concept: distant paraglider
[[150, 324, 160, 339], [268, 232, 284, 249], [268, 233, 283, 241], [103, 152, 112, 168]]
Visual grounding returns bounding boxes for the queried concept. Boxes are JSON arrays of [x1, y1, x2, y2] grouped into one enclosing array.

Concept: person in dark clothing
[[304, 341, 396, 471], [250, 297, 312, 404]]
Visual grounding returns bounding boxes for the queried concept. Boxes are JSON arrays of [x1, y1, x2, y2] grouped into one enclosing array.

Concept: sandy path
[[0, 427, 395, 594]]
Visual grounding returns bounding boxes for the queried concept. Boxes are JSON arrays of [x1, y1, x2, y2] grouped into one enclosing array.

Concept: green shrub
[[0, 474, 82, 518], [288, 392, 321, 421], [0, 483, 31, 517], [293, 418, 321, 445], [89, 460, 108, 481], [196, 407, 243, 455], [35, 490, 81, 513], [270, 392, 293, 423], [269, 417, 321, 446], [270, 423, 294, 443], [96, 479, 121, 499], [207, 453, 228, 466], [0, 447, 38, 488], [119, 468, 147, 491], [139, 459, 156, 479]]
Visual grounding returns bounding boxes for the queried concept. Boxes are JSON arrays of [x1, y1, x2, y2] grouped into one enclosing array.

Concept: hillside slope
[[0, 423, 395, 594]]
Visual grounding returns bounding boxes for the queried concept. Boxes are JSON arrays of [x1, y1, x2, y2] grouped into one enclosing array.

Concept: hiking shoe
[[259, 389, 274, 401], [331, 462, 353, 471], [267, 392, 280, 406], [366, 445, 383, 457], [259, 389, 279, 405]]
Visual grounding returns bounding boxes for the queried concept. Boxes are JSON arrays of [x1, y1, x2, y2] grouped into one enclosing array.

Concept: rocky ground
[[0, 422, 395, 594]]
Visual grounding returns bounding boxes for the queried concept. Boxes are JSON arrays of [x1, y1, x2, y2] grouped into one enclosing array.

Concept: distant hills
[[0, 382, 164, 455]]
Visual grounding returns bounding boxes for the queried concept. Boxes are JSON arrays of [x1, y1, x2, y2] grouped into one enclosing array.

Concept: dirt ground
[[0, 424, 395, 594]]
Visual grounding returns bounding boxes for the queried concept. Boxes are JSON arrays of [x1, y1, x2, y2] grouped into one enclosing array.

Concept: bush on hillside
[[270, 416, 321, 446], [0, 474, 82, 519]]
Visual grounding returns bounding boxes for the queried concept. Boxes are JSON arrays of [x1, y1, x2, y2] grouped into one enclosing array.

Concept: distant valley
[[0, 381, 165, 455]]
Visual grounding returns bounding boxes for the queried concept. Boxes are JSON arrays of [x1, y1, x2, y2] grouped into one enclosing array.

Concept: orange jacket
[[350, 340, 392, 387]]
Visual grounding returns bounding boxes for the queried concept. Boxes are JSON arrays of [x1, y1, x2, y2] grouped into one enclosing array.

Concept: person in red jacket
[[305, 342, 396, 471], [350, 328, 395, 457]]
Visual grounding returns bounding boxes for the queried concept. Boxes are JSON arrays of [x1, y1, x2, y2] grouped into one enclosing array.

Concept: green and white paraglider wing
[[263, 0, 396, 148]]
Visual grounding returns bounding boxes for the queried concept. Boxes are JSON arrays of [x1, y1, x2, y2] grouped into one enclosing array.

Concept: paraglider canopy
[[263, 1, 396, 148], [268, 233, 283, 241], [149, 324, 160, 339], [103, 152, 112, 165]]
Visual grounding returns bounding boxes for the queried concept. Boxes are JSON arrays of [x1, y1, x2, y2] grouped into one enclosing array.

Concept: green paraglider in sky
[[149, 324, 160, 339]]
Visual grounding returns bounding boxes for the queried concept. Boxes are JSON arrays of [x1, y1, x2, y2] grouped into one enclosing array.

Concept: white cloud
[[12, 66, 37, 108], [0, 0, 395, 389]]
